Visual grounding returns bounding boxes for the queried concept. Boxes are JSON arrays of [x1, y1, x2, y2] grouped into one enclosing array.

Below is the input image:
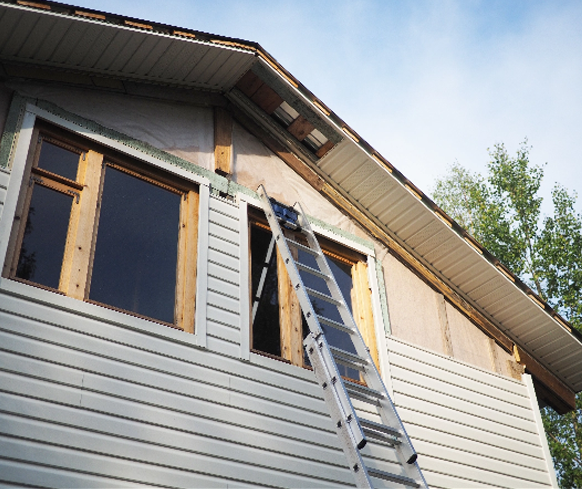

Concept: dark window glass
[[16, 184, 73, 289], [251, 225, 281, 356], [37, 140, 80, 181], [299, 251, 359, 380], [89, 166, 180, 324]]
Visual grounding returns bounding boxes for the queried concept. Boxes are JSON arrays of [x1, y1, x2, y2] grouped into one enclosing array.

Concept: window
[[249, 209, 378, 381], [4, 122, 199, 331]]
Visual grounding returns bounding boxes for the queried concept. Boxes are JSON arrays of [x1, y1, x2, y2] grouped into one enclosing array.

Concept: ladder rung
[[296, 262, 329, 280], [344, 380, 385, 404], [317, 315, 354, 335], [306, 287, 342, 306], [329, 345, 368, 371], [367, 467, 420, 488], [360, 418, 402, 445], [286, 238, 318, 256]]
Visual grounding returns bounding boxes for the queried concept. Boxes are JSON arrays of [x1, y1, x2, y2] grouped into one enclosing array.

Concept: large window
[[4, 122, 199, 331], [249, 209, 378, 381]]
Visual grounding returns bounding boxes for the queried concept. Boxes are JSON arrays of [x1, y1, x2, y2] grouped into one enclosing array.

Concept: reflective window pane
[[251, 225, 281, 356], [299, 251, 359, 380], [89, 166, 180, 324], [37, 140, 80, 181], [16, 185, 73, 289]]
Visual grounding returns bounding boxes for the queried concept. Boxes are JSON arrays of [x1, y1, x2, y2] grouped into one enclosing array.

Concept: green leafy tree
[[432, 141, 582, 488]]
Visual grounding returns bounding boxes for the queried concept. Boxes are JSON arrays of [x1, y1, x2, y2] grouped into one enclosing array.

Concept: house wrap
[[0, 1, 581, 487]]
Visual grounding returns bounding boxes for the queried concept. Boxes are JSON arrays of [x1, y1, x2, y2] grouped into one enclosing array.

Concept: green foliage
[[432, 141, 582, 488]]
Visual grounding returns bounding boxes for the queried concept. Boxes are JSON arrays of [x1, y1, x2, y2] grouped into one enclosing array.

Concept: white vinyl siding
[[387, 337, 554, 488]]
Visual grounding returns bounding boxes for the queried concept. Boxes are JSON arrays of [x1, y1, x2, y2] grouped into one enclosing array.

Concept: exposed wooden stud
[[315, 140, 335, 159], [278, 246, 303, 366], [176, 189, 199, 333], [496, 262, 516, 282], [352, 261, 380, 370], [74, 10, 106, 20], [514, 344, 576, 413], [405, 183, 423, 201], [124, 20, 153, 30], [312, 99, 331, 116], [464, 236, 484, 254], [342, 126, 359, 142], [60, 150, 103, 299], [17, 1, 50, 9], [436, 294, 454, 357], [214, 107, 233, 176], [173, 30, 196, 39], [250, 84, 284, 114], [287, 115, 314, 142]]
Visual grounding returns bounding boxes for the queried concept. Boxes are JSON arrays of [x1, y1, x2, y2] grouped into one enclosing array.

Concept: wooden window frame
[[248, 208, 378, 370], [3, 121, 199, 332]]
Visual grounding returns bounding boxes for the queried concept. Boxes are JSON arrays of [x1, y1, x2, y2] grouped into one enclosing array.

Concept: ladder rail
[[257, 185, 427, 488]]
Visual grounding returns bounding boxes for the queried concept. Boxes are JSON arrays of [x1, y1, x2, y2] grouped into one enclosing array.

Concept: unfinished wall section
[[4, 81, 215, 171]]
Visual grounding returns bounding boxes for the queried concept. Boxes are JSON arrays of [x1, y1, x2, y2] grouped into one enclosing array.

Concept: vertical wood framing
[[352, 260, 380, 369], [194, 184, 210, 347], [214, 107, 233, 176], [60, 150, 103, 299], [523, 373, 560, 488], [278, 248, 302, 365], [175, 189, 199, 333]]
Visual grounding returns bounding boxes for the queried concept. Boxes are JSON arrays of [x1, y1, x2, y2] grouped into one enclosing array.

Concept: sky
[[69, 0, 582, 215]]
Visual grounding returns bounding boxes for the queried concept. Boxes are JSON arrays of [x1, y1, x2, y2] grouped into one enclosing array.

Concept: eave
[[0, 0, 580, 409]]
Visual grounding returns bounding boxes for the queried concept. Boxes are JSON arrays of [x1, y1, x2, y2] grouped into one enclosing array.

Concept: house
[[0, 1, 581, 487]]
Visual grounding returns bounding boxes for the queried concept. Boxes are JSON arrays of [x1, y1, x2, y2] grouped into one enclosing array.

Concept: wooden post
[[214, 107, 233, 176]]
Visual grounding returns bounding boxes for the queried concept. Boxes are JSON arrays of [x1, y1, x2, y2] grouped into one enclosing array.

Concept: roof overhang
[[1, 0, 581, 407]]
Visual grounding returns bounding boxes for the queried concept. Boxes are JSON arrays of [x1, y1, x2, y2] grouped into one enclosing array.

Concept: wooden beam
[[250, 84, 284, 114], [60, 150, 103, 299], [278, 247, 303, 366], [315, 140, 335, 159], [214, 107, 233, 176], [287, 115, 314, 141], [514, 345, 576, 414]]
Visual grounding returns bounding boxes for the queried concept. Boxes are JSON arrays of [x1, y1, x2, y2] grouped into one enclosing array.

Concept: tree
[[432, 141, 582, 488]]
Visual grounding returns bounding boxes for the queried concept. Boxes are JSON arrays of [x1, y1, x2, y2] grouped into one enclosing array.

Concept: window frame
[[3, 118, 200, 332], [248, 207, 379, 372]]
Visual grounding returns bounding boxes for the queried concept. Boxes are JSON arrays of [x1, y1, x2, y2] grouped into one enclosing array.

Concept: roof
[[1, 0, 581, 399]]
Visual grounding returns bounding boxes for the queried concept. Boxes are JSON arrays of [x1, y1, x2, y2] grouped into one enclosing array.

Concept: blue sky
[[70, 0, 582, 214]]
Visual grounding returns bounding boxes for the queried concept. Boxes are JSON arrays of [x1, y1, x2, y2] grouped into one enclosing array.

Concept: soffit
[[0, 2, 256, 91], [317, 139, 582, 392]]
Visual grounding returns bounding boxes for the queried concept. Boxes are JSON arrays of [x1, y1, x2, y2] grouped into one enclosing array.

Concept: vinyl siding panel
[[387, 337, 553, 488], [0, 290, 355, 488], [205, 196, 243, 357]]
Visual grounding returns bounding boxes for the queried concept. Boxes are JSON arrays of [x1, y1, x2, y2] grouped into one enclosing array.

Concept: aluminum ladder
[[258, 186, 428, 488]]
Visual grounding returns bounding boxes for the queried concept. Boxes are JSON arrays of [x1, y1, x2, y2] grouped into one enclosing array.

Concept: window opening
[[6, 123, 199, 332], [250, 211, 371, 381], [88, 164, 182, 324]]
